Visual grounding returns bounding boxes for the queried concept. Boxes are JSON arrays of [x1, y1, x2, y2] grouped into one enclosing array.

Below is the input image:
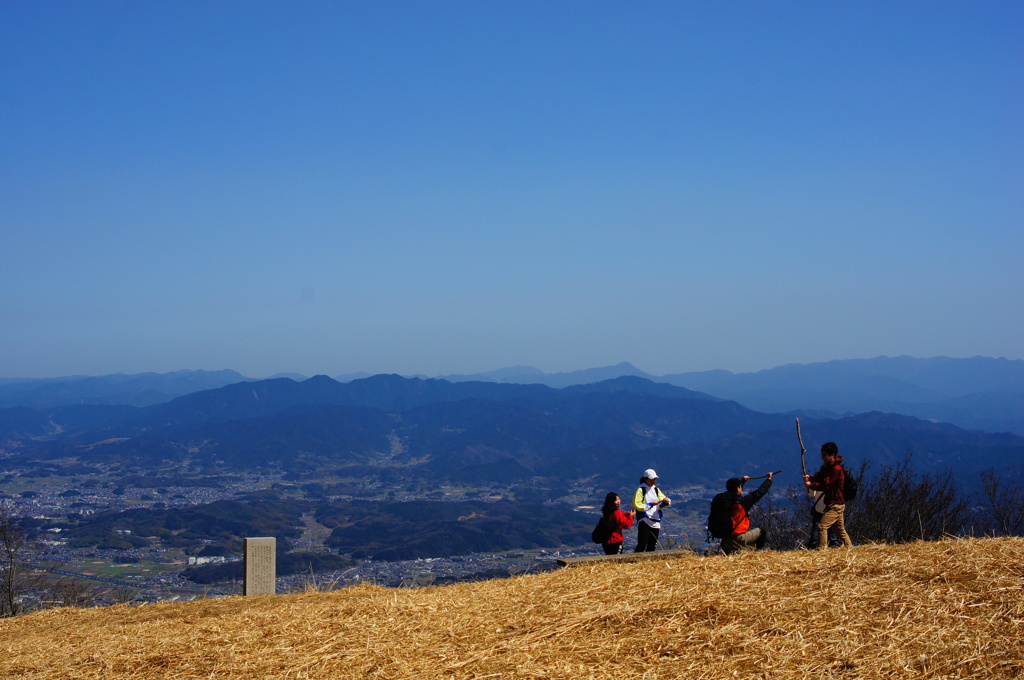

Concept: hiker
[[803, 442, 853, 548], [711, 473, 773, 555], [599, 492, 636, 555], [632, 469, 671, 552]]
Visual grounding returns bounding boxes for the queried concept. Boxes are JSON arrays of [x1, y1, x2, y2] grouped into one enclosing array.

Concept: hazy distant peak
[[435, 361, 656, 388], [268, 372, 308, 381], [0, 369, 255, 409], [481, 365, 546, 379], [333, 372, 373, 383], [540, 362, 655, 388]]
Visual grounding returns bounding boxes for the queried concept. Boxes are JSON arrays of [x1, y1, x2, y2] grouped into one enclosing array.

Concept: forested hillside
[[4, 374, 1021, 490]]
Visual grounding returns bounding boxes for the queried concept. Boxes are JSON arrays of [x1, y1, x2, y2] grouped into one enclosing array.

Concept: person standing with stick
[[632, 469, 671, 552], [796, 418, 837, 548], [804, 442, 853, 548]]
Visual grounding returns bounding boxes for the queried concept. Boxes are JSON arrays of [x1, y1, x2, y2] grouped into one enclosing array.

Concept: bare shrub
[[50, 579, 95, 609], [0, 506, 46, 617], [976, 469, 1024, 537], [109, 586, 141, 605], [749, 486, 813, 551], [849, 455, 970, 544]]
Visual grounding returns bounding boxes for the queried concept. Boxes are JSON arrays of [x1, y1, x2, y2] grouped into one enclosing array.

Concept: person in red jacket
[[804, 441, 853, 548], [600, 492, 636, 555]]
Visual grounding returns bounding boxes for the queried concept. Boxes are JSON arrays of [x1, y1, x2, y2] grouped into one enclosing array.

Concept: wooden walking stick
[[796, 417, 807, 479], [746, 470, 783, 480], [796, 417, 819, 501]]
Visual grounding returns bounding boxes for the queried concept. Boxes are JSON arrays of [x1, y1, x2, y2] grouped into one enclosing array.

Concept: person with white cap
[[632, 468, 672, 552]]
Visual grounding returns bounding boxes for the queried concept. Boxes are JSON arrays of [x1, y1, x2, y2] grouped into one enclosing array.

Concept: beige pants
[[818, 504, 853, 548], [721, 527, 762, 555]]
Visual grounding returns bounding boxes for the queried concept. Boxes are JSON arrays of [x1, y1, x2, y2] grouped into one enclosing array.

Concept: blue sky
[[2, 1, 1022, 379]]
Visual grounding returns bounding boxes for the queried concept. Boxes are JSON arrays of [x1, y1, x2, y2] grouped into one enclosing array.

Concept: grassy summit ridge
[[2, 537, 1022, 679]]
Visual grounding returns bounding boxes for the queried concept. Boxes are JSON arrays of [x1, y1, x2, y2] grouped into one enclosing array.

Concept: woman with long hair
[[599, 492, 636, 555]]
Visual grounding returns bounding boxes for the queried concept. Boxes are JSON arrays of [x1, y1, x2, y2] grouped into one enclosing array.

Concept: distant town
[[1, 456, 719, 608]]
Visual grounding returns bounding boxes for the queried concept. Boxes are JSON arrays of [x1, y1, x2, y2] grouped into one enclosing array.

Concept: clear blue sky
[[2, 1, 1021, 379]]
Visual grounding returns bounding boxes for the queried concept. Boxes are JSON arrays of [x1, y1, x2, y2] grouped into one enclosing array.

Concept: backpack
[[706, 492, 737, 539], [842, 465, 858, 501], [591, 516, 615, 544]]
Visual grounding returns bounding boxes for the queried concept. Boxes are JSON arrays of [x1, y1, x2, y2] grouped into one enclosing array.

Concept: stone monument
[[243, 536, 276, 596]]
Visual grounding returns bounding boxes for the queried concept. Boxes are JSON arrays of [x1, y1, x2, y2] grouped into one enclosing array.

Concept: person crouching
[[719, 473, 773, 555]]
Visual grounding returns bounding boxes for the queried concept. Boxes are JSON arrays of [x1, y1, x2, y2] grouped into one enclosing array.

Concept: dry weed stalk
[[0, 537, 1021, 679]]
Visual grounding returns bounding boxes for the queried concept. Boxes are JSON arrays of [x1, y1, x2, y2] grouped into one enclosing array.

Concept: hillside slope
[[1, 538, 1022, 679]]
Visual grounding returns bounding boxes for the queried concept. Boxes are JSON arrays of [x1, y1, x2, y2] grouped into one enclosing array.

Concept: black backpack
[[591, 516, 614, 544], [706, 492, 736, 539], [842, 465, 858, 501]]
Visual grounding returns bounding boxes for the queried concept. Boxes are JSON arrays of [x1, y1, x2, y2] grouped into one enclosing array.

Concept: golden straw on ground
[[1, 537, 1022, 679]]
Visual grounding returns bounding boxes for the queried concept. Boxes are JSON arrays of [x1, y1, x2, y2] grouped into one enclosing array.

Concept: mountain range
[[3, 370, 1022, 493], [438, 356, 1024, 435], [4, 356, 1022, 435], [0, 369, 250, 408]]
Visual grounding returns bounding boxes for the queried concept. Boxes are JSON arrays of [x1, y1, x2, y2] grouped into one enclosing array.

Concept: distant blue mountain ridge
[[437, 357, 1024, 436], [4, 371, 1021, 493], [1, 356, 1022, 435], [0, 370, 250, 409]]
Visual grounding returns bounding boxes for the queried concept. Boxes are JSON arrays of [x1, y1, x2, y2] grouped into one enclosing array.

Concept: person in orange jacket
[[718, 472, 773, 555]]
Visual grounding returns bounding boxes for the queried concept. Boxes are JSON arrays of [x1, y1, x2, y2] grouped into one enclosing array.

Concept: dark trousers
[[635, 522, 659, 552], [602, 542, 623, 555]]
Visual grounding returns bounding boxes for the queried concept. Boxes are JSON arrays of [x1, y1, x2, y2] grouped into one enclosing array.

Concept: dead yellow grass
[[1, 537, 1022, 679]]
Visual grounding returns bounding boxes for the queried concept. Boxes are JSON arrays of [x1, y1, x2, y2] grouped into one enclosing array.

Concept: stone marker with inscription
[[244, 537, 276, 596]]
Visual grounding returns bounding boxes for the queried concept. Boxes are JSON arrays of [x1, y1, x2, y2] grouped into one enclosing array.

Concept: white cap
[[643, 468, 658, 480]]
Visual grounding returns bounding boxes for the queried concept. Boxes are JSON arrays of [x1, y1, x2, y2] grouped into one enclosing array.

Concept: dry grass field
[[1, 537, 1022, 679]]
